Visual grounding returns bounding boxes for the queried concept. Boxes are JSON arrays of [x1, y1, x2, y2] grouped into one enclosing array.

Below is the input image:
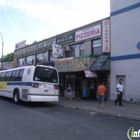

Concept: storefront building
[[55, 17, 110, 100], [110, 1, 140, 101], [55, 55, 97, 99], [14, 17, 110, 100], [14, 37, 55, 68]]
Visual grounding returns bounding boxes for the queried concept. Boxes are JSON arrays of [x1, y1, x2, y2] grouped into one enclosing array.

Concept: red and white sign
[[52, 44, 63, 56], [102, 20, 110, 52], [75, 24, 101, 42]]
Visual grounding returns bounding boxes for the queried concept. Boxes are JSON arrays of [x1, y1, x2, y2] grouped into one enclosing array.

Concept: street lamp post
[[0, 32, 4, 70]]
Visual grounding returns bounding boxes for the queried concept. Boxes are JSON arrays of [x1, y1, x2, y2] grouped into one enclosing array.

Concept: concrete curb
[[47, 103, 140, 121]]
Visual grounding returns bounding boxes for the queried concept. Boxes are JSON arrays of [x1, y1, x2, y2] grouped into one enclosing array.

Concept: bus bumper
[[28, 95, 59, 102]]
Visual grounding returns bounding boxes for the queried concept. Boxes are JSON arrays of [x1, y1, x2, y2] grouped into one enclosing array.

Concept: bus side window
[[11, 71, 16, 81], [8, 71, 13, 81], [11, 70, 20, 81], [0, 73, 2, 81], [5, 71, 12, 81], [18, 69, 24, 81], [0, 72, 4, 81], [5, 72, 9, 81], [14, 70, 20, 81], [1, 72, 6, 81], [0, 72, 3, 81]]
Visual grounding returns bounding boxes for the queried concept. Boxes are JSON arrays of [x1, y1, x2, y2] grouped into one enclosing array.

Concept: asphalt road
[[0, 97, 139, 140]]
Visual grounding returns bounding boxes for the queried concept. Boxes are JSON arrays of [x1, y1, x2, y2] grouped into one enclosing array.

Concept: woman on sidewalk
[[67, 84, 72, 100]]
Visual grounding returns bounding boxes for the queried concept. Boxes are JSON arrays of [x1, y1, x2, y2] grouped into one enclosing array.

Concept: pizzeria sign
[[75, 24, 101, 42]]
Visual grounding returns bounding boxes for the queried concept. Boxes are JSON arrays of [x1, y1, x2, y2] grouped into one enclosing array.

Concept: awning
[[54, 57, 73, 72], [90, 54, 110, 71], [54, 55, 97, 72], [73, 54, 97, 59], [73, 55, 97, 71]]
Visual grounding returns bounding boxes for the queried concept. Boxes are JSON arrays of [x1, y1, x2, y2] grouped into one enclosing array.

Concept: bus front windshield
[[33, 66, 58, 83]]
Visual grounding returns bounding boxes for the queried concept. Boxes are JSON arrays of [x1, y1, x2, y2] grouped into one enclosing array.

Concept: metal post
[[0, 32, 4, 71]]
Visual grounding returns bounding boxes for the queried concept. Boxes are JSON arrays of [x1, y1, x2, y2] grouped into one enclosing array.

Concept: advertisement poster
[[0, 82, 7, 90], [52, 44, 63, 57]]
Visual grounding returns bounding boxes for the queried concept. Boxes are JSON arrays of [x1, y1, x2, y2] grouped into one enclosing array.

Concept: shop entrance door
[[89, 79, 97, 100], [75, 78, 82, 99]]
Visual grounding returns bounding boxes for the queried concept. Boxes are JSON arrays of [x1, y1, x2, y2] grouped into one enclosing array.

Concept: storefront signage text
[[55, 59, 73, 72], [75, 24, 101, 42], [56, 32, 75, 44], [102, 20, 110, 52], [14, 38, 56, 56], [54, 57, 95, 72]]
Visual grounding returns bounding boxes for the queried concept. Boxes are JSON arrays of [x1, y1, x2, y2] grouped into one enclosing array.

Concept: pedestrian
[[97, 82, 106, 109], [67, 84, 72, 100], [115, 80, 124, 106]]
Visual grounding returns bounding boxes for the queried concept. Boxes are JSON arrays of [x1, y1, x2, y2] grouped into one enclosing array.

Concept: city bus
[[0, 65, 59, 104]]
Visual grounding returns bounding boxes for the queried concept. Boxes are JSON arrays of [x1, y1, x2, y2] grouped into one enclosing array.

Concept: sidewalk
[[49, 96, 140, 121]]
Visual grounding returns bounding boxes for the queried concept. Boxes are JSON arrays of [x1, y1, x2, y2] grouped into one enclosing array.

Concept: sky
[[0, 0, 110, 56]]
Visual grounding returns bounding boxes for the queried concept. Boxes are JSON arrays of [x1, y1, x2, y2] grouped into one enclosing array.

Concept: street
[[0, 97, 139, 140]]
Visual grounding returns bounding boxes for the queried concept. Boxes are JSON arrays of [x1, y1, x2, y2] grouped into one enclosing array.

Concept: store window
[[70, 43, 84, 57], [17, 57, 24, 66], [25, 55, 34, 65], [80, 43, 84, 56], [36, 52, 47, 64], [64, 46, 74, 58], [92, 39, 102, 55], [65, 51, 71, 58]]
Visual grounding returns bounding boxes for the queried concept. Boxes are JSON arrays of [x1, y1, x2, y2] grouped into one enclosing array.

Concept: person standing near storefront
[[115, 80, 124, 106], [67, 84, 72, 100], [97, 82, 106, 109]]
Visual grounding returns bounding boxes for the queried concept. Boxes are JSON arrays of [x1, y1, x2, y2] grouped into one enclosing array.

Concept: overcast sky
[[0, 0, 110, 56]]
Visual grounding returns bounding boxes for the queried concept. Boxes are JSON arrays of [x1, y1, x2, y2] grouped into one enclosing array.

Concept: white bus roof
[[0, 65, 56, 72]]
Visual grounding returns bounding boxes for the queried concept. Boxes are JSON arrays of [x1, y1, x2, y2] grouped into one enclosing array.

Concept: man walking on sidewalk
[[115, 80, 124, 106], [97, 82, 106, 109]]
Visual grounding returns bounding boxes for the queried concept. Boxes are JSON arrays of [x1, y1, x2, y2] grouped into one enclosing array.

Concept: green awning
[[73, 54, 97, 59], [90, 54, 110, 71]]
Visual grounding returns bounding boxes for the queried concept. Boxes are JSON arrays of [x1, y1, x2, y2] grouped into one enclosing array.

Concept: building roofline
[[14, 16, 110, 51]]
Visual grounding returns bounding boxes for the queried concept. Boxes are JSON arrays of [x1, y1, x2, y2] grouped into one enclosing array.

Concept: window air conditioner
[[63, 46, 70, 51]]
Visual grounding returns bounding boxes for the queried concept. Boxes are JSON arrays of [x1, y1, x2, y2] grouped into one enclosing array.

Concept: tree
[[32, 40, 37, 44], [0, 52, 14, 62]]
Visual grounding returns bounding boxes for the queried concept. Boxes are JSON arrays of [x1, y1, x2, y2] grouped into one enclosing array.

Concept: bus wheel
[[13, 90, 20, 104]]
